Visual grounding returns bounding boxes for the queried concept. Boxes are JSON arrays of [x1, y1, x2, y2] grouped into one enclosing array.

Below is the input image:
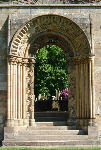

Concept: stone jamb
[[7, 55, 36, 127], [66, 55, 95, 130]]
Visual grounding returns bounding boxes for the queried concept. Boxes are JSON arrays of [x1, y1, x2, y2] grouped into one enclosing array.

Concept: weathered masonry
[[0, 0, 101, 146]]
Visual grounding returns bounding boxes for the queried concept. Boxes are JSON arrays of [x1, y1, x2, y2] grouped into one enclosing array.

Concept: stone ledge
[[1, 3, 101, 7]]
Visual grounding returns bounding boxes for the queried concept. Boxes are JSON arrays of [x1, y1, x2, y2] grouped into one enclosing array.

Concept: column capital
[[66, 55, 95, 65], [8, 56, 18, 63], [22, 58, 29, 65], [8, 55, 22, 64], [29, 57, 35, 64]]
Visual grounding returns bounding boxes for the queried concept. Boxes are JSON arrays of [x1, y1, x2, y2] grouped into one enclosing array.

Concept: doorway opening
[[34, 45, 68, 122]]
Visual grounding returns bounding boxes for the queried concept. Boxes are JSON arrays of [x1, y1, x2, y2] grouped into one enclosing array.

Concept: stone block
[[88, 124, 99, 140], [19, 8, 31, 15]]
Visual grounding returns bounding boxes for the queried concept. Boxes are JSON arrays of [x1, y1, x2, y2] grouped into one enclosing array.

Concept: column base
[[6, 119, 29, 127], [6, 119, 15, 127], [3, 125, 28, 142], [88, 119, 99, 140], [67, 118, 76, 127], [75, 118, 90, 133], [29, 119, 36, 126]]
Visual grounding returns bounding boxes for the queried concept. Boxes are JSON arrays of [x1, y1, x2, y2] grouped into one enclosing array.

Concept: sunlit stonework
[[0, 0, 101, 4], [11, 0, 101, 4], [0, 0, 101, 147]]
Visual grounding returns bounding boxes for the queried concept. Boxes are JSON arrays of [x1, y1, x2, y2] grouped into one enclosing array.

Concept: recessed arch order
[[10, 14, 91, 58]]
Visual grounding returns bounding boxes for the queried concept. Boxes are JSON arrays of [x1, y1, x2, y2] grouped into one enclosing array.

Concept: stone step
[[35, 112, 68, 118], [3, 140, 100, 146], [19, 130, 85, 135], [35, 121, 68, 126], [35, 117, 67, 122], [30, 126, 77, 130], [6, 135, 89, 141]]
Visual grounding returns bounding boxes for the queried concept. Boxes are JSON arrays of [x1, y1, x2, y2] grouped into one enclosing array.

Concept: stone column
[[15, 61, 17, 120], [88, 57, 98, 139], [88, 57, 95, 123], [22, 58, 29, 126], [75, 59, 83, 127], [29, 57, 35, 126], [81, 63, 85, 119], [20, 63, 23, 124], [7, 56, 18, 126], [17, 58, 24, 126], [91, 57, 95, 119], [7, 56, 31, 127], [79, 63, 82, 119], [75, 56, 95, 128], [84, 62, 89, 126], [17, 61, 21, 122], [76, 63, 79, 119], [7, 60, 12, 126], [12, 62, 16, 121], [67, 58, 76, 126]]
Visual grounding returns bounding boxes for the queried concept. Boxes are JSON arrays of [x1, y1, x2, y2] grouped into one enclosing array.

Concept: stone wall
[[0, 4, 101, 132], [0, 8, 8, 140], [0, 0, 101, 4]]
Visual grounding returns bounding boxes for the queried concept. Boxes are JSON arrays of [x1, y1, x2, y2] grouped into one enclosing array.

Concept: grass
[[0, 147, 101, 150]]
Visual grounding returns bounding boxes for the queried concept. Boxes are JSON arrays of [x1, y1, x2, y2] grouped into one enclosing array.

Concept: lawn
[[0, 147, 101, 150]]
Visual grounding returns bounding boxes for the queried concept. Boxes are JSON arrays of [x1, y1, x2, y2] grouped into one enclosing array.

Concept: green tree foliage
[[34, 45, 68, 97]]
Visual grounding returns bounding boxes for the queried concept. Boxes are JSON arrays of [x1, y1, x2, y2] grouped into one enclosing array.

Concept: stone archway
[[7, 14, 95, 129]]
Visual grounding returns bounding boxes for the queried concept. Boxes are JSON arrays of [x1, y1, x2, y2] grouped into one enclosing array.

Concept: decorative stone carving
[[25, 57, 35, 120], [9, 56, 18, 63], [66, 56, 94, 65], [68, 64, 76, 124], [10, 0, 101, 4], [10, 15, 90, 57], [7, 14, 95, 130], [18, 43, 22, 56]]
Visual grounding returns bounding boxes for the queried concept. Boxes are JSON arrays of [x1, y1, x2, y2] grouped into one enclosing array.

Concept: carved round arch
[[7, 14, 95, 128], [10, 14, 91, 57]]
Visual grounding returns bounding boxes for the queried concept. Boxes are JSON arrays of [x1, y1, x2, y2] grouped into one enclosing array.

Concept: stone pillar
[[88, 56, 96, 132], [7, 60, 12, 126], [29, 57, 35, 126], [79, 63, 82, 120], [67, 59, 76, 126], [76, 63, 79, 119], [84, 63, 88, 119], [7, 57, 18, 126], [17, 58, 28, 126], [88, 57, 98, 141], [17, 61, 21, 123], [22, 59, 28, 125], [12, 61, 17, 120], [17, 58, 23, 126], [75, 60, 82, 127], [88, 57, 95, 122], [20, 63, 23, 123], [74, 56, 95, 129], [6, 56, 29, 127]]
